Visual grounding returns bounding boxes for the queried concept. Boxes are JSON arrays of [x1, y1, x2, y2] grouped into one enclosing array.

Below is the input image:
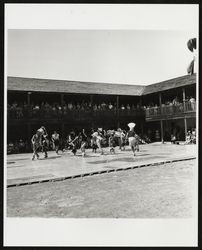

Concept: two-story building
[[7, 73, 196, 149]]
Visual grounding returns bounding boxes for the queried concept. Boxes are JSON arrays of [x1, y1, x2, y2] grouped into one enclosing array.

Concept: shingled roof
[[142, 74, 196, 95], [7, 74, 196, 96], [7, 77, 145, 96]]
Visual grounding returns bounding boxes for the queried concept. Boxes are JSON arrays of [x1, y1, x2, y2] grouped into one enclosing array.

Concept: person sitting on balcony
[[97, 104, 101, 110], [93, 104, 97, 111], [131, 104, 136, 110], [154, 104, 158, 115], [126, 104, 131, 110], [52, 104, 57, 117], [32, 104, 40, 118], [76, 103, 81, 110], [57, 104, 62, 116], [68, 102, 73, 110], [172, 96, 179, 105], [80, 104, 85, 110], [63, 103, 68, 116], [189, 96, 196, 110], [121, 104, 125, 110], [108, 103, 113, 110], [16, 104, 24, 119], [101, 101, 107, 108]]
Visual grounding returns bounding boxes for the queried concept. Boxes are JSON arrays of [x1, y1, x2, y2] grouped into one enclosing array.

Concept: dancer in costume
[[31, 131, 41, 160], [68, 131, 79, 155], [51, 130, 60, 154], [91, 128, 104, 155], [108, 130, 116, 154], [37, 126, 49, 158], [127, 123, 139, 156], [79, 129, 88, 157]]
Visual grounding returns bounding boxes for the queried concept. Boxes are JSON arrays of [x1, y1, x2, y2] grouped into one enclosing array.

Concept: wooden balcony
[[7, 108, 145, 124], [145, 102, 196, 121]]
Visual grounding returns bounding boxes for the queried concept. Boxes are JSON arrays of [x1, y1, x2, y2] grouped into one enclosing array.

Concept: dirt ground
[[7, 159, 197, 218]]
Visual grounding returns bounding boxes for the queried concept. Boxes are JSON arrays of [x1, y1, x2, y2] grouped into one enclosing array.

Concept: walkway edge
[[7, 157, 196, 188]]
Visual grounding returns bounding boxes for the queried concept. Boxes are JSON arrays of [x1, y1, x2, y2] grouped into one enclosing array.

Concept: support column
[[27, 92, 31, 106], [159, 92, 162, 114], [27, 124, 31, 151], [182, 88, 186, 111], [27, 92, 31, 118], [90, 94, 93, 105], [90, 95, 94, 129], [116, 95, 120, 129], [141, 122, 144, 136], [184, 117, 187, 140], [61, 93, 64, 105], [61, 123, 65, 137], [160, 120, 164, 143]]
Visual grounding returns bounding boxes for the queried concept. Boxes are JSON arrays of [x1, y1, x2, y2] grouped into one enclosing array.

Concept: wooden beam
[[160, 120, 164, 143]]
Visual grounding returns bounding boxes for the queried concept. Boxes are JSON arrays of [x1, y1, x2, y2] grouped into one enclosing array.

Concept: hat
[[128, 122, 136, 129]]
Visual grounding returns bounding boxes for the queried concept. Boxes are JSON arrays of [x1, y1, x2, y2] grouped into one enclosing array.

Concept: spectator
[[68, 102, 73, 110], [121, 104, 125, 110], [108, 103, 113, 110], [189, 96, 196, 110], [126, 104, 131, 110]]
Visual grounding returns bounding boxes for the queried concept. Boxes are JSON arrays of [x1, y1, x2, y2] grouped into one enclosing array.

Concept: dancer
[[37, 126, 49, 158], [31, 131, 41, 160], [92, 129, 104, 155], [116, 128, 126, 151], [91, 129, 98, 153], [68, 131, 79, 155], [127, 122, 139, 156], [108, 131, 116, 154], [51, 130, 60, 154], [79, 129, 88, 157]]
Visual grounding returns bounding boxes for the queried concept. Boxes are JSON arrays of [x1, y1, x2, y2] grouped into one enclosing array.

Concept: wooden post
[[90, 94, 93, 105], [160, 120, 164, 143], [117, 95, 120, 129], [182, 88, 186, 111], [90, 95, 94, 129], [27, 92, 31, 106], [159, 92, 162, 114], [27, 92, 31, 118], [61, 93, 64, 105], [184, 117, 187, 140], [61, 123, 65, 138], [27, 124, 31, 151]]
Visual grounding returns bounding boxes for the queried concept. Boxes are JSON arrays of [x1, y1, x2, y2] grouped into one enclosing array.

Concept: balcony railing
[[145, 101, 196, 118], [7, 107, 145, 121]]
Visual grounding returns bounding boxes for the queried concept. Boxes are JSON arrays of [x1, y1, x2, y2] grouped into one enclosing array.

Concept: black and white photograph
[[4, 3, 198, 247]]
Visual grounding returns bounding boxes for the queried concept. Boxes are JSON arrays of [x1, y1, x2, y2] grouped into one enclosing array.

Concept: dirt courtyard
[[7, 159, 197, 218]]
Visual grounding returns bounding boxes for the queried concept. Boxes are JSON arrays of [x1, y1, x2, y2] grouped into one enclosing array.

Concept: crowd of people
[[184, 129, 196, 144], [7, 101, 144, 119], [145, 96, 196, 116], [7, 123, 152, 159]]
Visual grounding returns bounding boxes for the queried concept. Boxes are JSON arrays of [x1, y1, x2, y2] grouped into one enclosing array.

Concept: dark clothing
[[128, 130, 135, 137], [80, 132, 88, 142]]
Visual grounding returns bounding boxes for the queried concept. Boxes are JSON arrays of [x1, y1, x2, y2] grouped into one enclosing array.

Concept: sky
[[7, 29, 196, 86], [6, 4, 198, 86]]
